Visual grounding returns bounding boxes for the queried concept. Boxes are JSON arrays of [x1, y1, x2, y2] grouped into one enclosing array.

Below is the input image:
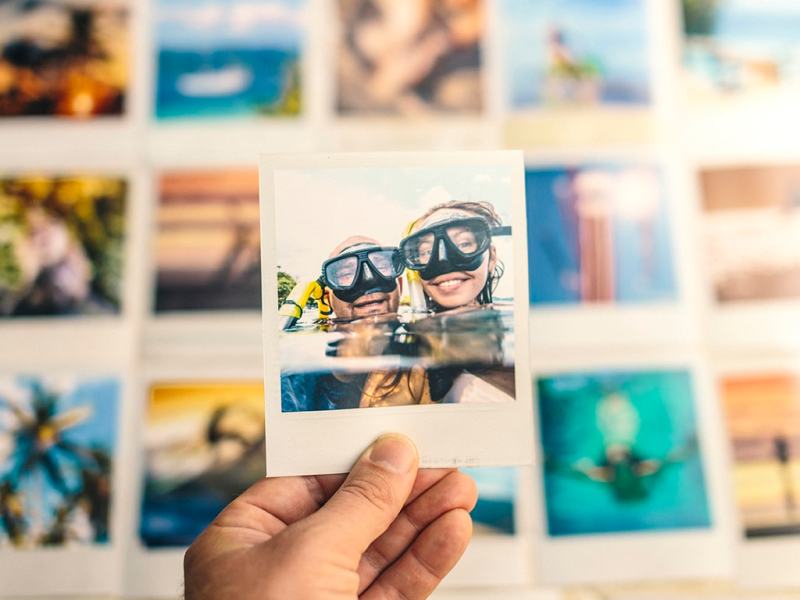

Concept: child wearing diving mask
[[400, 200, 505, 313]]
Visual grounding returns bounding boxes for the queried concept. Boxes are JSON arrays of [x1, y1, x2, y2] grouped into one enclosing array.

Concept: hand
[[184, 434, 477, 599]]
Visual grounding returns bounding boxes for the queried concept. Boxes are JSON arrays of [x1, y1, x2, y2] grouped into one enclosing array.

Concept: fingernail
[[368, 434, 417, 474]]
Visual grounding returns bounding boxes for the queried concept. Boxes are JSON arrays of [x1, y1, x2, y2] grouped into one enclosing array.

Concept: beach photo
[[701, 164, 800, 303], [501, 0, 653, 146], [0, 375, 119, 548], [0, 0, 129, 118], [682, 0, 800, 102], [336, 0, 484, 116], [503, 0, 651, 109], [155, 0, 304, 120], [154, 169, 260, 313], [139, 381, 264, 548], [537, 369, 711, 537], [526, 164, 676, 306], [0, 175, 127, 317], [721, 372, 800, 538]]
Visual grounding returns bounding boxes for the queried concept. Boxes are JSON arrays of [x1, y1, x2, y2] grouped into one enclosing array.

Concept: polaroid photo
[[524, 152, 700, 350], [443, 467, 532, 589], [715, 354, 800, 588], [124, 363, 265, 599], [0, 0, 129, 120], [529, 350, 736, 585], [499, 0, 659, 148], [139, 165, 263, 358], [0, 167, 144, 360], [0, 371, 125, 597], [147, 0, 317, 163], [680, 0, 800, 156], [321, 0, 498, 152], [694, 162, 800, 350], [260, 151, 533, 476]]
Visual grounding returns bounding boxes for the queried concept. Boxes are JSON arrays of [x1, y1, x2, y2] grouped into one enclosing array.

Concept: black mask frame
[[399, 216, 510, 281], [320, 246, 404, 304]]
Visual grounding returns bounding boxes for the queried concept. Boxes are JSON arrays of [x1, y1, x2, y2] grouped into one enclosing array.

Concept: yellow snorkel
[[278, 279, 332, 330]]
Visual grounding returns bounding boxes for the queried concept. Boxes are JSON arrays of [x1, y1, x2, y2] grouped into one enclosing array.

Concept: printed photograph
[[0, 0, 129, 118], [463, 467, 516, 535], [721, 373, 800, 538], [0, 175, 127, 317], [682, 0, 800, 101], [139, 381, 265, 548], [273, 160, 518, 412], [537, 369, 711, 537], [503, 0, 651, 108], [701, 165, 800, 303], [155, 0, 304, 120], [154, 169, 260, 313], [336, 0, 484, 116], [525, 165, 676, 305], [0, 375, 119, 548]]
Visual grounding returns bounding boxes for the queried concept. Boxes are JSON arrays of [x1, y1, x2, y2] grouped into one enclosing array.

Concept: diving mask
[[320, 246, 405, 303], [399, 216, 509, 281]]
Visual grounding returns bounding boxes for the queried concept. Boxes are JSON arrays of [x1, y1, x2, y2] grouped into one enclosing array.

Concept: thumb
[[310, 434, 419, 555]]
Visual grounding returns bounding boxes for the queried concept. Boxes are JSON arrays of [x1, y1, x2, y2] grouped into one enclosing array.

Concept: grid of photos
[[1, 0, 798, 595]]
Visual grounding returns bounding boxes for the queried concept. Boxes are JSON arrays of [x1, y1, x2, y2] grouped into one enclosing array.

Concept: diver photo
[[260, 152, 533, 476], [537, 368, 712, 537]]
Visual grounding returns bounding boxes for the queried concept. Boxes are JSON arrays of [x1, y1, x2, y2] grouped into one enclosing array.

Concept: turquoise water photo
[[463, 467, 517, 535], [155, 0, 304, 120], [538, 370, 711, 536]]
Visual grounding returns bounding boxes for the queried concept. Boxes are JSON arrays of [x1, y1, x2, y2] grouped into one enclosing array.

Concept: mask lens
[[367, 250, 397, 278], [402, 231, 435, 267], [446, 225, 481, 256], [325, 255, 359, 289]]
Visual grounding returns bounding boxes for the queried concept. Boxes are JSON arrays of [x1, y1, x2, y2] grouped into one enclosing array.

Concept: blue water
[[503, 0, 651, 106], [537, 370, 712, 536], [156, 47, 299, 120], [525, 166, 677, 305], [463, 467, 517, 535]]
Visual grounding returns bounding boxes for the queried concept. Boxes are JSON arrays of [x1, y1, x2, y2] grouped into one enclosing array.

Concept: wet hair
[[411, 200, 505, 312]]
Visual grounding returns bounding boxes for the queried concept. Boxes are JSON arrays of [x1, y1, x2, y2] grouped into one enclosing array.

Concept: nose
[[437, 239, 447, 261], [362, 264, 375, 281]]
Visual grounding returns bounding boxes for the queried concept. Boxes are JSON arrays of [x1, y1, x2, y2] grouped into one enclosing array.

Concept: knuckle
[[340, 472, 395, 512]]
